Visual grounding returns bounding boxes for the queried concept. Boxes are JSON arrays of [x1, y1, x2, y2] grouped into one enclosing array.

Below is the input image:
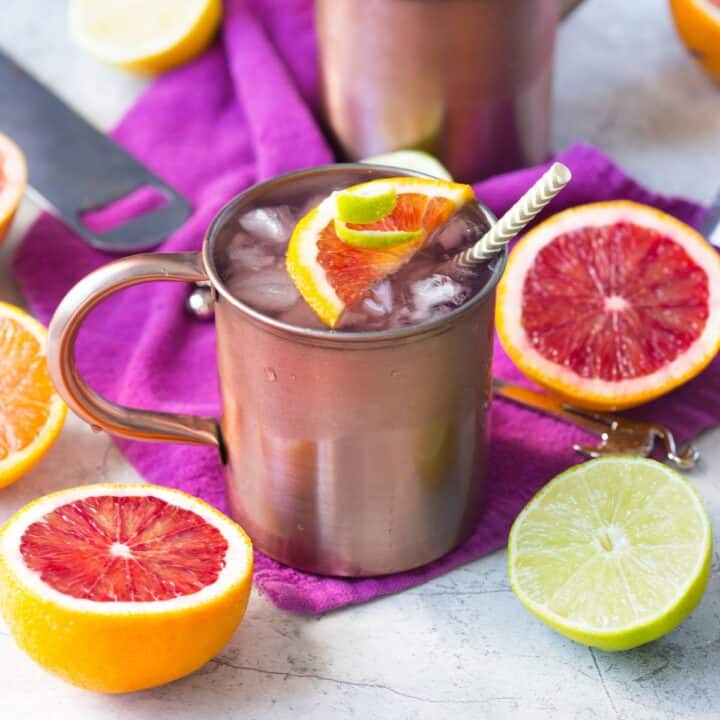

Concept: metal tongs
[[493, 379, 699, 470]]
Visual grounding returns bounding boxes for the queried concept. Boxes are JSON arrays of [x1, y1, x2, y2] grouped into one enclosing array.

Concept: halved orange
[[0, 302, 67, 488], [0, 483, 253, 692], [496, 201, 720, 410], [0, 134, 27, 246], [670, 0, 720, 81], [286, 177, 475, 327]]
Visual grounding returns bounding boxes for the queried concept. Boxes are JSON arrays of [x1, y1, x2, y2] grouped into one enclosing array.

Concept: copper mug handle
[[47, 252, 221, 450]]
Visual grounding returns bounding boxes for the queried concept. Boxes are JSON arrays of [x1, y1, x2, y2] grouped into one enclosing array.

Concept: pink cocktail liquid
[[214, 170, 495, 331]]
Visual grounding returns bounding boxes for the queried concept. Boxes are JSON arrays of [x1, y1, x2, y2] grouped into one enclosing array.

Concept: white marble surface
[[2, 0, 720, 718]]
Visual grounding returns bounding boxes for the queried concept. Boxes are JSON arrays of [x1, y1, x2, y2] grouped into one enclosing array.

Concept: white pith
[[295, 177, 474, 318], [500, 202, 720, 397], [509, 457, 711, 635], [693, 0, 720, 23], [1, 485, 251, 614]]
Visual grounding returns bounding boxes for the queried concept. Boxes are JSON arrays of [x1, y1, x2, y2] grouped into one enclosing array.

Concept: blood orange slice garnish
[[497, 201, 720, 410], [286, 177, 475, 327], [0, 134, 27, 246], [0, 484, 253, 692]]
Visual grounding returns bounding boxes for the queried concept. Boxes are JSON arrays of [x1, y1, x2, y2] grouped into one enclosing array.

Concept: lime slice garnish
[[334, 219, 423, 249], [508, 456, 711, 652], [336, 186, 397, 224]]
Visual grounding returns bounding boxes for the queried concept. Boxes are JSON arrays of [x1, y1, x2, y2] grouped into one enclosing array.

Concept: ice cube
[[239, 206, 295, 245], [228, 267, 300, 314], [427, 202, 488, 253], [370, 280, 393, 314], [279, 299, 327, 330], [410, 274, 469, 321], [224, 231, 276, 271]]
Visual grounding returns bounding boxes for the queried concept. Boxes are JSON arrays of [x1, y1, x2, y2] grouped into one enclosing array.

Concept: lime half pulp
[[508, 456, 711, 651]]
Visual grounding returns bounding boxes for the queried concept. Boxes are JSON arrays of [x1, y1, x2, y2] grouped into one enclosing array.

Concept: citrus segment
[[496, 201, 720, 410], [336, 186, 397, 224], [0, 134, 27, 246], [0, 484, 253, 692], [286, 177, 475, 327], [508, 457, 711, 651], [670, 0, 720, 81], [69, 0, 222, 75], [0, 302, 66, 488]]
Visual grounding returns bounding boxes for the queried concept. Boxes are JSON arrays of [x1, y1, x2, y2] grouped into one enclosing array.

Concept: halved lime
[[508, 456, 711, 652], [333, 219, 423, 249], [336, 186, 397, 224], [361, 150, 453, 181]]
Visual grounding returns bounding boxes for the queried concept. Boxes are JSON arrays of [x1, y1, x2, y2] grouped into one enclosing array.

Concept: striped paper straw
[[454, 162, 572, 268]]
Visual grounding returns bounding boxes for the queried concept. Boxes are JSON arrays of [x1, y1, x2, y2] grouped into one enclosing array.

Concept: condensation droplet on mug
[[390, 369, 400, 378], [290, 373, 297, 381], [264, 367, 277, 382]]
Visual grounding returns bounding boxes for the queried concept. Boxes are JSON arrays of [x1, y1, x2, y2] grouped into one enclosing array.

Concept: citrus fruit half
[[286, 177, 475, 327], [670, 0, 720, 81], [69, 0, 222, 75], [0, 134, 27, 246], [508, 456, 711, 651], [0, 483, 253, 692], [0, 302, 67, 488], [496, 201, 720, 410]]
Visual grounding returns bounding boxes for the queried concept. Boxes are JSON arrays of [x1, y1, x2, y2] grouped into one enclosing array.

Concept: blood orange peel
[[0, 134, 27, 246], [0, 302, 66, 488], [497, 201, 720, 410], [0, 483, 253, 693], [286, 176, 475, 327], [670, 0, 720, 81]]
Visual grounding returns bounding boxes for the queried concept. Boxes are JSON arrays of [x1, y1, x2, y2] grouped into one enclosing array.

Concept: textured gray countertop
[[1, 1, 720, 718]]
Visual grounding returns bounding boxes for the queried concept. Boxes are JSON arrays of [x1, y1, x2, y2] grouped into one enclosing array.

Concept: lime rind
[[507, 456, 711, 651], [334, 219, 423, 249], [336, 186, 397, 224]]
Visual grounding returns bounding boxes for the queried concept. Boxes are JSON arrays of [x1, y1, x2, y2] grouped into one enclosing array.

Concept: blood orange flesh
[[497, 201, 720, 410], [20, 495, 228, 601], [522, 221, 709, 380], [318, 193, 458, 308]]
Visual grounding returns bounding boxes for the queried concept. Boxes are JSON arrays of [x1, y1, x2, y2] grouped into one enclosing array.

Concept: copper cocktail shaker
[[316, 0, 585, 180]]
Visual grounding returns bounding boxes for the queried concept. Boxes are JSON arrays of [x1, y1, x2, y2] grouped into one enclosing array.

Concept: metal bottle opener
[[0, 51, 190, 252]]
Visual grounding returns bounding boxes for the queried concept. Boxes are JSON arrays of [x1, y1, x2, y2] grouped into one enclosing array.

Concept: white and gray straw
[[453, 162, 572, 268]]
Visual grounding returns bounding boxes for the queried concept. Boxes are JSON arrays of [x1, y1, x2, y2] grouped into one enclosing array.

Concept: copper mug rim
[[202, 163, 506, 347]]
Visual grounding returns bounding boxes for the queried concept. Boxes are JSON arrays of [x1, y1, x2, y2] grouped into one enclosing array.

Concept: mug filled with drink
[[47, 164, 512, 576]]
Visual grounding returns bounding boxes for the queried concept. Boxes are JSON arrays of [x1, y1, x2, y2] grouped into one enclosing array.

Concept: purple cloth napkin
[[13, 0, 719, 613]]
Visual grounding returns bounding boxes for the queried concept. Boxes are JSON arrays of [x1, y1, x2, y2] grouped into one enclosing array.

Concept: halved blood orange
[[286, 177, 475, 327], [0, 484, 253, 692], [496, 201, 720, 410], [0, 134, 27, 245]]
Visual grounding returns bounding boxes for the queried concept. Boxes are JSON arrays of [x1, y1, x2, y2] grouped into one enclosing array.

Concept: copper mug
[[316, 0, 585, 180], [47, 165, 505, 577]]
